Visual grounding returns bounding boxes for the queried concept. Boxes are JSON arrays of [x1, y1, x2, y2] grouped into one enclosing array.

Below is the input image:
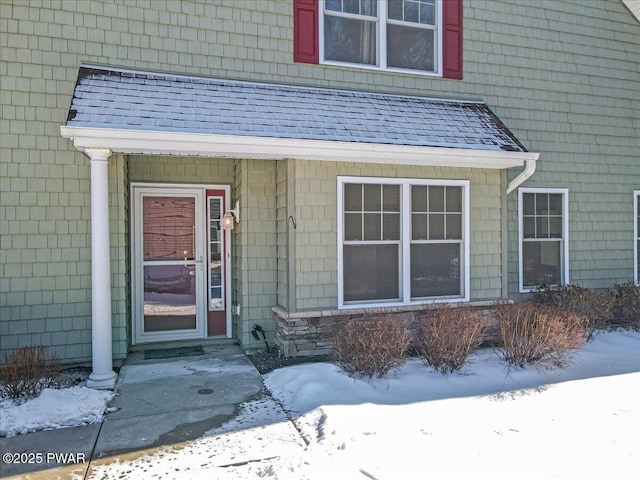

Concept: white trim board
[[634, 190, 639, 285], [60, 126, 538, 169]]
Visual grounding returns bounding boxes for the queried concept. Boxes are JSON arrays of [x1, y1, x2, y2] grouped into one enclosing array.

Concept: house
[[1, 0, 638, 389]]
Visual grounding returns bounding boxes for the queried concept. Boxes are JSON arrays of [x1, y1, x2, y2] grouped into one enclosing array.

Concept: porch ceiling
[[61, 64, 539, 168]]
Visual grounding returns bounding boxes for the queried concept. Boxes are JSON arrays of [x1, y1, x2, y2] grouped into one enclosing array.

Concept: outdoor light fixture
[[222, 200, 240, 230]]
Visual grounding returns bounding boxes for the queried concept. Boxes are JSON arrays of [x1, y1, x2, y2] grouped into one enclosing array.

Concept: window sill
[[519, 283, 565, 294], [320, 60, 442, 78]]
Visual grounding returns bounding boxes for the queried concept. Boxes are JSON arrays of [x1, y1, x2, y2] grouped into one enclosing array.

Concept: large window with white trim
[[519, 188, 569, 292], [338, 177, 469, 307], [322, 0, 441, 74], [635, 191, 639, 284]]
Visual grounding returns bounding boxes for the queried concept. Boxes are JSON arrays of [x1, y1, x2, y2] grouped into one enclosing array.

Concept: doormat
[[144, 346, 205, 360]]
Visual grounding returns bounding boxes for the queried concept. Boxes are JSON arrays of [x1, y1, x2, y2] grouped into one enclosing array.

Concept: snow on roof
[[66, 65, 527, 153]]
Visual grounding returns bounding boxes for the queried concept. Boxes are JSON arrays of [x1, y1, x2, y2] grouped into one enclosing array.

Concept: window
[[635, 191, 639, 284], [322, 0, 440, 73], [294, 0, 462, 78], [410, 184, 463, 297], [519, 188, 569, 292], [338, 177, 469, 307], [343, 182, 401, 302]]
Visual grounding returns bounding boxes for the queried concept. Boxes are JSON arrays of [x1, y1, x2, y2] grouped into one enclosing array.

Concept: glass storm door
[[132, 184, 231, 343]]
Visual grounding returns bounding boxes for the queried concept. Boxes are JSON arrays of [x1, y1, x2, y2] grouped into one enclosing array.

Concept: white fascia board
[[60, 126, 538, 169]]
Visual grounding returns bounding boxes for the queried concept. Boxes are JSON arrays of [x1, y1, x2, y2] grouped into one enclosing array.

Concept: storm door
[[131, 184, 231, 343]]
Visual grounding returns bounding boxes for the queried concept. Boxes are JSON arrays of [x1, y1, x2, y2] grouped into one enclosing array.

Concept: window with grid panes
[[323, 0, 440, 73], [339, 178, 468, 306], [520, 190, 567, 290], [343, 182, 401, 302], [410, 184, 463, 298]]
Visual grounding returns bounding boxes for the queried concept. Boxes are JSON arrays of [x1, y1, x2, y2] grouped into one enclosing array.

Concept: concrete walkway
[[0, 344, 303, 479]]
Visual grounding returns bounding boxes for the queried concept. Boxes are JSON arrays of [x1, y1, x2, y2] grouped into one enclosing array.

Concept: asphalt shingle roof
[[66, 66, 527, 153]]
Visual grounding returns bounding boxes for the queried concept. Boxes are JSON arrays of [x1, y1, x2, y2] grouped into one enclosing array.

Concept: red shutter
[[442, 0, 463, 80], [293, 0, 319, 64]]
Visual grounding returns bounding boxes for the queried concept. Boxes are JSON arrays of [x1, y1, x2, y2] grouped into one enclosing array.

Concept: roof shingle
[[66, 66, 527, 153]]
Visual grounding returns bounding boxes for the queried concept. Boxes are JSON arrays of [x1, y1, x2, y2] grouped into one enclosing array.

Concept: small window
[[519, 189, 569, 292], [322, 0, 441, 74], [338, 177, 469, 307]]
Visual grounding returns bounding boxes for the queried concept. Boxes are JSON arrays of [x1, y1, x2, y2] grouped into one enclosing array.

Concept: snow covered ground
[[88, 330, 639, 480], [0, 386, 114, 437], [2, 330, 638, 479]]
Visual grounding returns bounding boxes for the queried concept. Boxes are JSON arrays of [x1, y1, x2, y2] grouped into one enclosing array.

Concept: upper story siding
[[2, 0, 637, 162], [3, 0, 638, 122]]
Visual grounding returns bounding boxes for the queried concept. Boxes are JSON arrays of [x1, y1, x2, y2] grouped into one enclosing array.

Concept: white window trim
[[518, 187, 570, 293], [319, 0, 443, 77], [635, 191, 639, 285], [337, 176, 470, 309]]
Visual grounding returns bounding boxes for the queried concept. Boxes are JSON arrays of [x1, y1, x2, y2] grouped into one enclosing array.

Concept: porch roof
[[61, 65, 538, 168]]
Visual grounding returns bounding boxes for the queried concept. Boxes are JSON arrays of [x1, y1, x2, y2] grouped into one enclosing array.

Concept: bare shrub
[[416, 307, 487, 374], [532, 284, 615, 340], [333, 315, 410, 378], [613, 282, 640, 331], [0, 345, 61, 403], [494, 303, 588, 370]]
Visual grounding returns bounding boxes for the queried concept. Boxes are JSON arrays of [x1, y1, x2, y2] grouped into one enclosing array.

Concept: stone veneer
[[273, 301, 505, 358]]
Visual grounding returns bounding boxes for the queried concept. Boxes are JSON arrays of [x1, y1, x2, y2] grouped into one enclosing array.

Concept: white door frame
[[130, 183, 232, 344]]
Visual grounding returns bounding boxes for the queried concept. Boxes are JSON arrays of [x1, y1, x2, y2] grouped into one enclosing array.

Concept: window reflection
[[143, 265, 196, 332]]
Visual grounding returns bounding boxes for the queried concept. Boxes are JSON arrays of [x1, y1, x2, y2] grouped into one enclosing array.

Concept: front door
[[131, 184, 231, 344]]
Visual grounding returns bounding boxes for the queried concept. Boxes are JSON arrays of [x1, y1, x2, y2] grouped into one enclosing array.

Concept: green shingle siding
[[233, 159, 278, 349], [291, 160, 504, 310], [1, 0, 638, 361], [128, 156, 235, 185]]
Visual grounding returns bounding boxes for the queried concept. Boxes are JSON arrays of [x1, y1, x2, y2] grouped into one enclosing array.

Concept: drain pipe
[[506, 157, 538, 194]]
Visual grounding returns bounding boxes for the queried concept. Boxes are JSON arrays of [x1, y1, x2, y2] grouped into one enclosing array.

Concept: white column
[[85, 148, 117, 390]]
